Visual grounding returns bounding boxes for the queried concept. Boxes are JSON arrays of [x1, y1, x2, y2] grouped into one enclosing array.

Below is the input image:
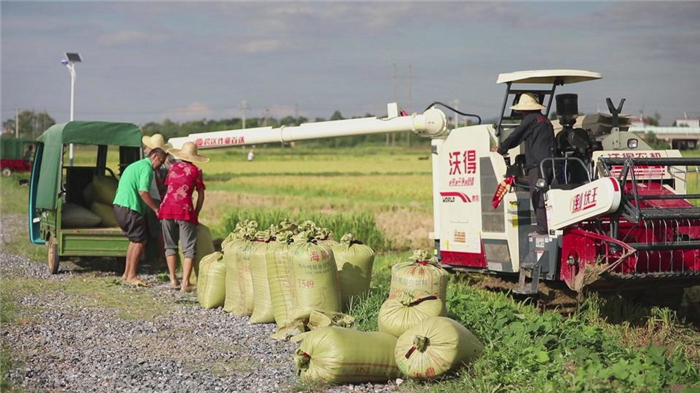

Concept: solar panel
[[65, 53, 82, 62]]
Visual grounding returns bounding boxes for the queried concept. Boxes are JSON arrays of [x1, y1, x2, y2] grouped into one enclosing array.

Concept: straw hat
[[510, 93, 545, 111], [142, 133, 173, 150], [167, 142, 209, 163]]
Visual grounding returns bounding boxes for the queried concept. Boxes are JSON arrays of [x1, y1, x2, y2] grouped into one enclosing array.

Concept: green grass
[[0, 175, 29, 215], [0, 343, 20, 393], [0, 176, 45, 261], [346, 268, 700, 392], [0, 276, 172, 321]]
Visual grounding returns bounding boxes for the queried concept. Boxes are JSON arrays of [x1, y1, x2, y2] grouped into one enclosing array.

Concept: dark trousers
[[528, 167, 549, 234]]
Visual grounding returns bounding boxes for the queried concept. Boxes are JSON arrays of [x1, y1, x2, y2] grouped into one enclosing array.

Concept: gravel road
[[0, 214, 399, 393]]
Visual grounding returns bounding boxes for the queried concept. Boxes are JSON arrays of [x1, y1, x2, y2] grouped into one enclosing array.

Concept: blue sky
[[2, 1, 699, 126]]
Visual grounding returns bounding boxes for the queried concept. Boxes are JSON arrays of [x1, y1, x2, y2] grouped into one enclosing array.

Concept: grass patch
[[344, 261, 700, 392], [0, 285, 19, 325], [0, 276, 172, 321], [1, 176, 46, 262], [0, 343, 21, 393], [0, 175, 30, 216]]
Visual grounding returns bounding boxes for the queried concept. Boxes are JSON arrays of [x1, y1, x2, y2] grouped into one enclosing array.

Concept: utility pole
[[391, 63, 397, 146], [453, 99, 460, 128], [240, 100, 249, 129], [407, 65, 412, 147], [262, 108, 270, 127], [15, 107, 19, 138]]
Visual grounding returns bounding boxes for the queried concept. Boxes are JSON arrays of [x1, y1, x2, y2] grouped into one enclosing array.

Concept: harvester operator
[[496, 93, 556, 235]]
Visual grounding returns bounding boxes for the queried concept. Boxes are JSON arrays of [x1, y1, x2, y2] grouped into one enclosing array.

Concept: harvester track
[[471, 275, 581, 315]]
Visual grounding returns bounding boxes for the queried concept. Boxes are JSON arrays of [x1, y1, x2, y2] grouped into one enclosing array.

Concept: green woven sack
[[378, 291, 444, 337], [250, 232, 275, 324], [183, 224, 216, 285], [197, 252, 227, 309], [295, 327, 400, 383], [82, 183, 95, 205], [290, 233, 341, 314], [222, 237, 245, 313], [395, 316, 483, 380], [390, 250, 449, 314], [92, 175, 119, 205], [90, 202, 119, 227], [331, 234, 374, 311], [231, 241, 259, 316], [267, 233, 297, 326], [61, 203, 102, 228]]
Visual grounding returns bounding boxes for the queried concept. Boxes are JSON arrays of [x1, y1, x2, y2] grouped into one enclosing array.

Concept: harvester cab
[[488, 71, 700, 295]]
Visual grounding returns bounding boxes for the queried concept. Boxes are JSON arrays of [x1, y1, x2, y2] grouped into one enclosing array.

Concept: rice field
[[69, 144, 700, 244]]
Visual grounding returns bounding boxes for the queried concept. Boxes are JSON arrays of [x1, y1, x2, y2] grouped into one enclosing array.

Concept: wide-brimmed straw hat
[[142, 133, 173, 150], [510, 93, 545, 111], [167, 142, 209, 163]]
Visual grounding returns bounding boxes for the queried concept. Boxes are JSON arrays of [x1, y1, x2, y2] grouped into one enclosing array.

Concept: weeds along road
[[0, 213, 396, 393]]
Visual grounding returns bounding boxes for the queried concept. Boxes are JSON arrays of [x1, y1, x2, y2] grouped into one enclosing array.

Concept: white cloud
[[163, 102, 213, 121], [99, 31, 169, 46]]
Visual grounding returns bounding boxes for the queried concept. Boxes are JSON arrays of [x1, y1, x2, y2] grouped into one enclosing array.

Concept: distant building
[[630, 117, 650, 127], [674, 119, 700, 127]]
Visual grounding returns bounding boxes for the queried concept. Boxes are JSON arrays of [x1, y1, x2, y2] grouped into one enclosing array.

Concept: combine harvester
[[169, 70, 700, 298]]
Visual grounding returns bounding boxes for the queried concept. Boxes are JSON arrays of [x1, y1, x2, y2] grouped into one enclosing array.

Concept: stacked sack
[[394, 316, 484, 380], [293, 250, 483, 384], [194, 221, 484, 384], [267, 227, 299, 326], [332, 233, 375, 311], [295, 327, 399, 384], [249, 228, 276, 324], [183, 224, 216, 285], [197, 252, 226, 309], [290, 229, 341, 314], [85, 175, 120, 227], [221, 221, 248, 313], [390, 250, 450, 315], [222, 220, 258, 316]]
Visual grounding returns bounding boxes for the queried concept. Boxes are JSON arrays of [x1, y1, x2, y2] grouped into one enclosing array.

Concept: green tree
[[644, 112, 661, 126], [330, 111, 344, 121], [2, 110, 55, 139]]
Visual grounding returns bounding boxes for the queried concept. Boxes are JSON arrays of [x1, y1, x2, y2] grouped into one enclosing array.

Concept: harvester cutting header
[[168, 70, 700, 295]]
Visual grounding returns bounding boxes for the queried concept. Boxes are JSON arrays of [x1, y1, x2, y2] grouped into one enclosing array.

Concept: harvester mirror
[[535, 178, 548, 190], [627, 138, 639, 149]]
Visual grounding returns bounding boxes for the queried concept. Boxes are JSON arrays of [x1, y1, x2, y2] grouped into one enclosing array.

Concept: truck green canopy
[[35, 121, 143, 210]]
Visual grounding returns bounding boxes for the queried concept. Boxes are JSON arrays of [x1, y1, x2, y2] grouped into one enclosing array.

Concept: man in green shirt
[[113, 148, 167, 286]]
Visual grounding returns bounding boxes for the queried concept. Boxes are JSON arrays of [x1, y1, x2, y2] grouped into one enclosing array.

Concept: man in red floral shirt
[[159, 142, 208, 292]]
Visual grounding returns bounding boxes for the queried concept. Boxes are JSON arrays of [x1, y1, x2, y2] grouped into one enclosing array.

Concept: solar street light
[[62, 52, 82, 166]]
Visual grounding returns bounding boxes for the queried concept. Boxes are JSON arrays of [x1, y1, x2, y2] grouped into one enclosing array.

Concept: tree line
[[2, 110, 56, 140]]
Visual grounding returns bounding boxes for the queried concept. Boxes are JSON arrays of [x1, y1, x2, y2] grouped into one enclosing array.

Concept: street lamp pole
[[62, 52, 82, 166]]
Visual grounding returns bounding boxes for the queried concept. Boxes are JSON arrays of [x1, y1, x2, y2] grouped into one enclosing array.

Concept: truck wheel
[[2, 168, 11, 176], [48, 238, 59, 274]]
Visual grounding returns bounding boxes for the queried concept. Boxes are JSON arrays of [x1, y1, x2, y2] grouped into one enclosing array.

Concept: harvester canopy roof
[[496, 70, 602, 85], [35, 121, 142, 210]]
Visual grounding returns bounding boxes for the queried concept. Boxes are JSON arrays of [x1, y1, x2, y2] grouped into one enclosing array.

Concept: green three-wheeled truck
[[28, 121, 155, 273]]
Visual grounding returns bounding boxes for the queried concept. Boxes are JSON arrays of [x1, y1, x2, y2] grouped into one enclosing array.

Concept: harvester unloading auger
[[169, 70, 700, 296]]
